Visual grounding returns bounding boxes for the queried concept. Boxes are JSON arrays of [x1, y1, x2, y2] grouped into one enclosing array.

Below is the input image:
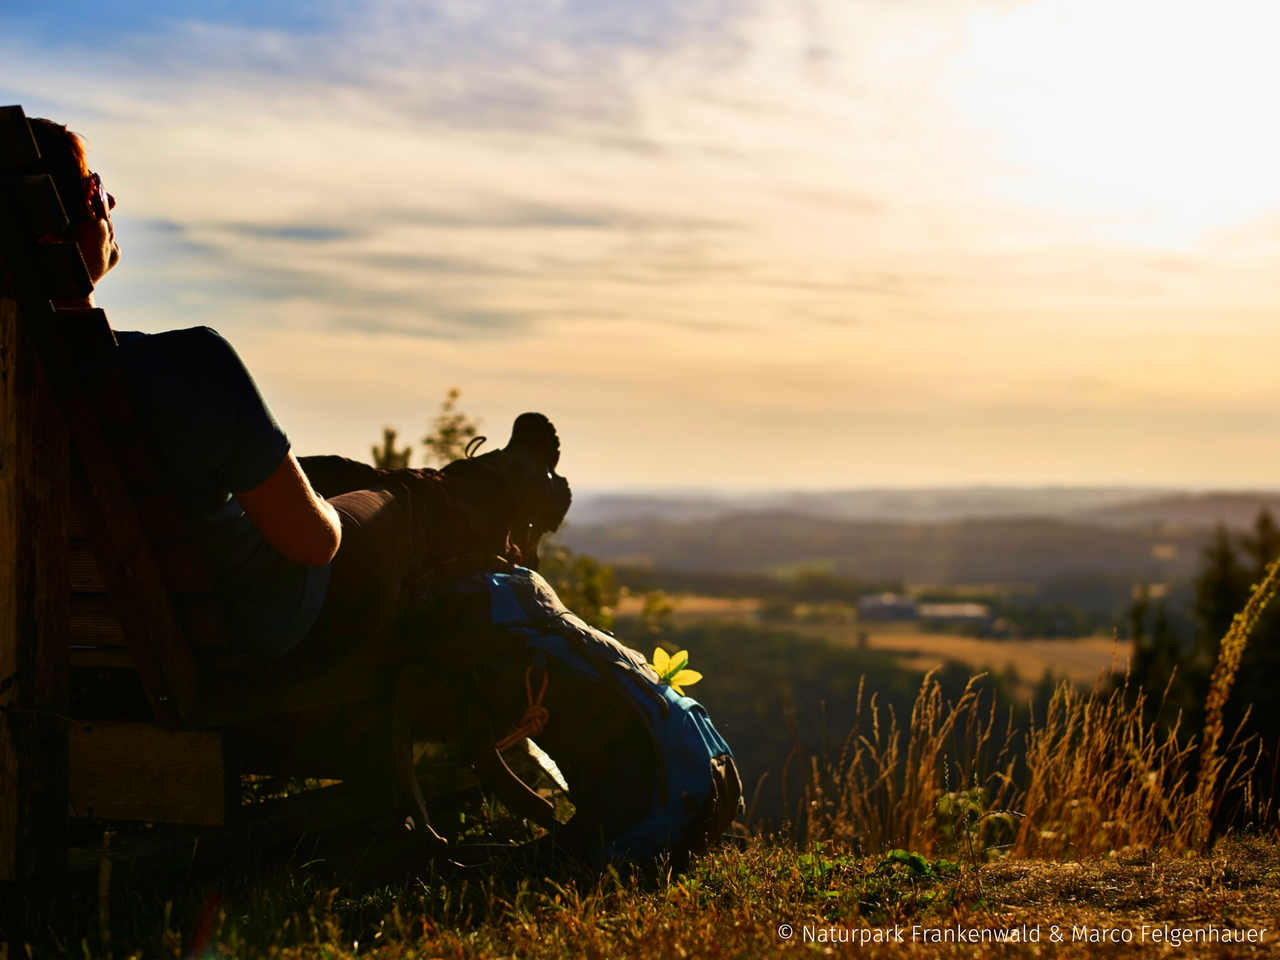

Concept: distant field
[[805, 626, 1131, 694], [616, 593, 763, 622], [616, 594, 1132, 694]]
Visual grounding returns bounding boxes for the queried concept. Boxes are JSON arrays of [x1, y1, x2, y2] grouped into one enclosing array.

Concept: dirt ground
[[906, 840, 1280, 958]]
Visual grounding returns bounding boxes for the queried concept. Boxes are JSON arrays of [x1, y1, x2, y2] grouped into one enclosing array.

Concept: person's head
[[29, 118, 119, 291]]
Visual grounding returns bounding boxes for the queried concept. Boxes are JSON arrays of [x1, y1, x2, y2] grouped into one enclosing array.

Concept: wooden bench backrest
[[0, 105, 225, 731]]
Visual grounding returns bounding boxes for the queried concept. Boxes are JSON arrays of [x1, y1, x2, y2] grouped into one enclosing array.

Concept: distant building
[[918, 602, 991, 623], [856, 593, 919, 621]]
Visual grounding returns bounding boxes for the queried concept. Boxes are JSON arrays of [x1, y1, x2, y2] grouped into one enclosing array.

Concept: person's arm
[[237, 451, 342, 567]]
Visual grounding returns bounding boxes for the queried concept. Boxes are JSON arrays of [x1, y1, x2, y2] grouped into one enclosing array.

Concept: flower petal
[[670, 683, 684, 696], [652, 647, 669, 673], [671, 669, 703, 687], [670, 650, 690, 673]]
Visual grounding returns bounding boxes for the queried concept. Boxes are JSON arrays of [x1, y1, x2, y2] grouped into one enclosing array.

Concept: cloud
[[8, 0, 1280, 488], [4, 0, 987, 349], [231, 225, 355, 242]]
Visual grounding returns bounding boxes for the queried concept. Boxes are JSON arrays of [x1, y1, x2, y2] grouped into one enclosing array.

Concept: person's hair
[[28, 118, 93, 229]]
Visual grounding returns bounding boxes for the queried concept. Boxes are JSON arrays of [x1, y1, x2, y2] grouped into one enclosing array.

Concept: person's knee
[[299, 455, 385, 499]]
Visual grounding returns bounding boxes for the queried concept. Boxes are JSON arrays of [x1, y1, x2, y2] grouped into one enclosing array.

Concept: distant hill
[[1081, 492, 1280, 530], [570, 486, 1280, 529], [569, 487, 1167, 525], [558, 513, 1209, 587], [560, 489, 1280, 597]]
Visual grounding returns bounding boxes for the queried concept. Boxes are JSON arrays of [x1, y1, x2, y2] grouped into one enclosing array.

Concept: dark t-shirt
[[116, 327, 331, 658]]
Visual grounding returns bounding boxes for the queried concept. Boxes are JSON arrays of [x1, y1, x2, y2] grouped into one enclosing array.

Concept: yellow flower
[[649, 647, 703, 696]]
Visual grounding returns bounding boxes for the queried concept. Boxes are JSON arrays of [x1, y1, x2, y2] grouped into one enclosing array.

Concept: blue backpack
[[399, 562, 743, 867]]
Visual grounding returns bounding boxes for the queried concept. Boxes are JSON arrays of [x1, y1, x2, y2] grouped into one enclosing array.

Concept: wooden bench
[[0, 105, 437, 881]]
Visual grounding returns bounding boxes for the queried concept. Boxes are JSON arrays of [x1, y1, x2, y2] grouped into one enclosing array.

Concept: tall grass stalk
[[1015, 677, 1200, 857], [789, 671, 1017, 855], [1192, 554, 1280, 845], [783, 655, 1267, 860]]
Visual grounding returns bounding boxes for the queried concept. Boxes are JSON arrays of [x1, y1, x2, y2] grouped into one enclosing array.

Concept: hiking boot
[[439, 413, 571, 564]]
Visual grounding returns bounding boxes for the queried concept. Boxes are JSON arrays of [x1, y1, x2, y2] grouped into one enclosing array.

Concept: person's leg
[[282, 468, 508, 668], [298, 454, 392, 499], [284, 417, 571, 667], [299, 454, 508, 562], [300, 418, 572, 571], [281, 485, 415, 668]]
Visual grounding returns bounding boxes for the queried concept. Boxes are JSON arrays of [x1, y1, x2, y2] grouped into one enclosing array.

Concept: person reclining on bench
[[32, 118, 571, 671]]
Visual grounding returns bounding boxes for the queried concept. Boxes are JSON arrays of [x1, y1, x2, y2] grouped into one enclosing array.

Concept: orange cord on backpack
[[495, 665, 550, 751]]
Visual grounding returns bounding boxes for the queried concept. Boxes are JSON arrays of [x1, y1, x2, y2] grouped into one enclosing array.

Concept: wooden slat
[[191, 648, 385, 729], [68, 595, 121, 642], [0, 291, 69, 881], [68, 647, 134, 669], [70, 595, 225, 647], [88, 370, 134, 424], [69, 496, 191, 542], [68, 721, 227, 826], [66, 621, 390, 730], [109, 435, 162, 484], [30, 242, 93, 301], [133, 495, 193, 541], [0, 175, 68, 239], [66, 781, 394, 876], [0, 106, 39, 170], [70, 541, 211, 594], [56, 308, 118, 364], [68, 547, 102, 592], [0, 193, 198, 728]]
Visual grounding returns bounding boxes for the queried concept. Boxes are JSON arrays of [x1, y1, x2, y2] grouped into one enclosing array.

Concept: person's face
[[73, 172, 120, 284]]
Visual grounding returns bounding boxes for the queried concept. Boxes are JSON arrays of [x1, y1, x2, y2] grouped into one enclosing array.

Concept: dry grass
[[787, 673, 1016, 856], [787, 554, 1280, 862], [789, 666, 1267, 863], [1193, 554, 1280, 848], [56, 835, 1280, 959], [1015, 678, 1202, 858]]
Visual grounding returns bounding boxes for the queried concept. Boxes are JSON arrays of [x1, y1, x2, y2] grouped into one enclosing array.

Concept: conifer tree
[[372, 427, 412, 469], [1240, 508, 1280, 579], [421, 388, 482, 467], [1194, 524, 1249, 656], [1133, 513, 1280, 748], [1130, 586, 1186, 721]]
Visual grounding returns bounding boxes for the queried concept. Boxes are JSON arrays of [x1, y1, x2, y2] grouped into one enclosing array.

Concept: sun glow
[[954, 0, 1280, 246]]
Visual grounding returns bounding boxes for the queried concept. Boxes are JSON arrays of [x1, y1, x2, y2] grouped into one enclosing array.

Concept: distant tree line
[[612, 566, 899, 603], [1130, 509, 1280, 750]]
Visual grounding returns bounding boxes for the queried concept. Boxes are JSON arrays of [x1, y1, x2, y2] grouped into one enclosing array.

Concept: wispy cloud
[[6, 0, 1280, 488]]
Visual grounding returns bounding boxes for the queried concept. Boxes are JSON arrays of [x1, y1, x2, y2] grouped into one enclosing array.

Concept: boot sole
[[509, 412, 561, 472]]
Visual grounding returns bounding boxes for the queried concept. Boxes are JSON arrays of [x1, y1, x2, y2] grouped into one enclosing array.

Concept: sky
[[6, 0, 1280, 491]]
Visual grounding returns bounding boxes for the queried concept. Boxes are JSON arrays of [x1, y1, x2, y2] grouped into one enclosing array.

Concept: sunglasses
[[81, 171, 115, 221]]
